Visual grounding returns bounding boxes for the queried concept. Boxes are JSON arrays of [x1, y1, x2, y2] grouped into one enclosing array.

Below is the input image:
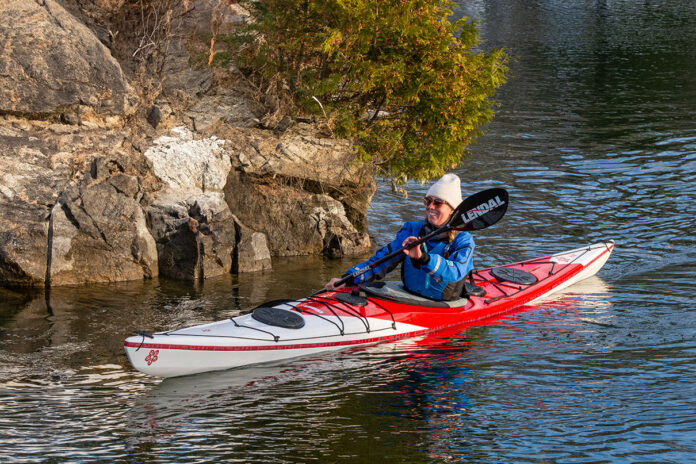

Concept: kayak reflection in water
[[325, 174, 475, 301]]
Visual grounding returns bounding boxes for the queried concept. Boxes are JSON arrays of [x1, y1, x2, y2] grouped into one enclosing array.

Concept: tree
[[239, 0, 507, 186]]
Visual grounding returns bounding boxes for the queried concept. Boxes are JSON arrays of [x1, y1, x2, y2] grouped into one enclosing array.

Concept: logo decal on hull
[[145, 349, 159, 366]]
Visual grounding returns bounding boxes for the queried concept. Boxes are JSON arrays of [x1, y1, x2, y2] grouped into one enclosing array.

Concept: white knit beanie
[[426, 173, 462, 208]]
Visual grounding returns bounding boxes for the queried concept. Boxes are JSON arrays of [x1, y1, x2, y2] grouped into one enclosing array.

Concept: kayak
[[125, 240, 614, 377]]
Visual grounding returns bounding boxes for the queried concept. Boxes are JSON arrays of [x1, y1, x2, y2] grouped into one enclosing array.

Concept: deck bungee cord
[[132, 290, 403, 346], [470, 243, 610, 305]]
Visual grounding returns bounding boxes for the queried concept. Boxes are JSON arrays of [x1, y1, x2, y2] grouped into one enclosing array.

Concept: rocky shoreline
[[0, 0, 374, 288]]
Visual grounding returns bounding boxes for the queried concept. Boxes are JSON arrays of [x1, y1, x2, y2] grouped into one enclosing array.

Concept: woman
[[325, 173, 474, 301]]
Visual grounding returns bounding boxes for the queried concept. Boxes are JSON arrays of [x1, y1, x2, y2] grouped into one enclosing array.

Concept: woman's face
[[424, 197, 454, 227]]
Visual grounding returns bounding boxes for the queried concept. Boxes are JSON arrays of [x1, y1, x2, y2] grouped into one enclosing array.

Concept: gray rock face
[[187, 86, 265, 132], [0, 121, 161, 286], [144, 127, 271, 279], [232, 215, 272, 273], [223, 124, 374, 257], [226, 171, 371, 257], [147, 195, 238, 281], [146, 193, 240, 280], [0, 205, 49, 287], [0, 0, 135, 117], [49, 158, 158, 285], [0, 124, 89, 286]]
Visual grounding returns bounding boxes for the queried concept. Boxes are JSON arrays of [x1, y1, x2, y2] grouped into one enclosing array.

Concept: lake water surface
[[1, 1, 695, 462]]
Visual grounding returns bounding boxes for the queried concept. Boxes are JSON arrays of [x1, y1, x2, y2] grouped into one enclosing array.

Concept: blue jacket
[[345, 220, 475, 301]]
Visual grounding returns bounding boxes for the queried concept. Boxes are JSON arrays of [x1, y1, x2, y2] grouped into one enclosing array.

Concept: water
[[2, 1, 696, 462]]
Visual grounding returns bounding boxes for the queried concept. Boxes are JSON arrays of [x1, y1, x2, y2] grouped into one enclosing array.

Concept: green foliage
[[210, 51, 232, 67], [239, 0, 507, 185]]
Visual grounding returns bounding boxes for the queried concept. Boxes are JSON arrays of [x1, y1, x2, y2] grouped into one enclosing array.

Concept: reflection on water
[[2, 0, 696, 462]]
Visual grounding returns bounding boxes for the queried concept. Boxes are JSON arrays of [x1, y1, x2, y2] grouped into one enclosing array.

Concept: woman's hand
[[402, 236, 423, 260], [325, 277, 345, 291]]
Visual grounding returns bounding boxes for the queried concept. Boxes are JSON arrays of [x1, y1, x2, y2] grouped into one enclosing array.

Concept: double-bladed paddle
[[334, 187, 509, 287]]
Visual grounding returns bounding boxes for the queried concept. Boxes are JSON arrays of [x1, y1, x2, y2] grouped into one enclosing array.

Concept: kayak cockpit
[[358, 281, 471, 308]]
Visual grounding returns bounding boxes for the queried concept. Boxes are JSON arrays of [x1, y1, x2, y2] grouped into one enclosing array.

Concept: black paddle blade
[[448, 188, 509, 231]]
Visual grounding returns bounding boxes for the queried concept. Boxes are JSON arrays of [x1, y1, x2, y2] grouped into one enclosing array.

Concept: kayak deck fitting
[[125, 241, 614, 378]]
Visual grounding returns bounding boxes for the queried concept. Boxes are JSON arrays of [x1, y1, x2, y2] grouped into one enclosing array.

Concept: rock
[[161, 51, 213, 98], [0, 126, 75, 286], [60, 112, 80, 126], [154, 215, 201, 281], [147, 106, 162, 129], [47, 158, 158, 285], [144, 127, 270, 279], [145, 200, 192, 280], [274, 115, 294, 133], [0, 206, 50, 287], [58, 0, 124, 30], [222, 124, 375, 257], [155, 1, 215, 98], [0, 120, 163, 287], [224, 169, 370, 257], [237, 231, 272, 272], [187, 86, 265, 131], [323, 230, 372, 259], [147, 192, 247, 280], [232, 216, 272, 273], [143, 100, 175, 131], [144, 127, 230, 194], [0, 0, 376, 289], [145, 201, 189, 242], [189, 194, 238, 278], [0, 0, 136, 117]]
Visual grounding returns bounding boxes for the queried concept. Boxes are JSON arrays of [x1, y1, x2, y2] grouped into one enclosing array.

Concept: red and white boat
[[125, 241, 614, 377]]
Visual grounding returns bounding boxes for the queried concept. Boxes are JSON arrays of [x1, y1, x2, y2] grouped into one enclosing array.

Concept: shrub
[[239, 0, 507, 186]]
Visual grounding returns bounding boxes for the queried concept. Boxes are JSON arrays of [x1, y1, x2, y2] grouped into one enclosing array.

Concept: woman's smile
[[425, 199, 454, 227]]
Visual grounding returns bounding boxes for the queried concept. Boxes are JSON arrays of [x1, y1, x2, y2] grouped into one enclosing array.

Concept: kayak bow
[[125, 241, 614, 377]]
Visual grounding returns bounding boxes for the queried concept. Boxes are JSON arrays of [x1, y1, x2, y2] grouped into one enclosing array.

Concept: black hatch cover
[[252, 306, 305, 329], [490, 267, 538, 285]]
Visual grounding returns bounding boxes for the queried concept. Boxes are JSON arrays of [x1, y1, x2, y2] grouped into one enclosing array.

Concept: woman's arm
[[331, 222, 421, 287], [416, 233, 475, 285]]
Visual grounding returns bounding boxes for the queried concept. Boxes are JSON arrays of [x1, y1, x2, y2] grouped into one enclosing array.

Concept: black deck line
[[301, 296, 348, 335], [365, 297, 398, 329], [481, 247, 591, 304], [307, 296, 371, 333], [230, 318, 280, 342]]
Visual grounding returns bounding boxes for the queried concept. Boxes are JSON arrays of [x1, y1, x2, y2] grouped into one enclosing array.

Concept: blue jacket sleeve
[[418, 232, 475, 284], [344, 222, 421, 284]]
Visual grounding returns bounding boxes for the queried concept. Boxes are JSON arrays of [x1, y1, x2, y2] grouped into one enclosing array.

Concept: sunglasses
[[423, 197, 446, 207]]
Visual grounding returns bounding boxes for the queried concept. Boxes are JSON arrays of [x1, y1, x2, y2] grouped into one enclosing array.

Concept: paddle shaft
[[334, 224, 448, 288]]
